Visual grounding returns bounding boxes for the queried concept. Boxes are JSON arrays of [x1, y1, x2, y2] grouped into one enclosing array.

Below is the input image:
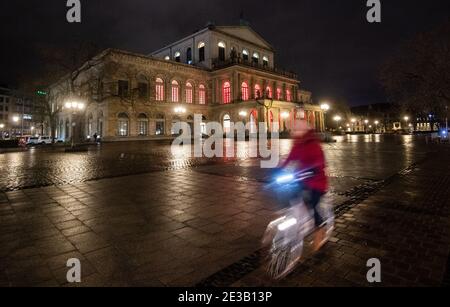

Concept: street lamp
[[65, 100, 85, 148], [374, 120, 379, 133], [320, 103, 330, 131], [333, 115, 342, 131]]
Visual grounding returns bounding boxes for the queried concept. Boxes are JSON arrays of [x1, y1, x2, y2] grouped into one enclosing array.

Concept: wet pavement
[[0, 135, 429, 192], [0, 135, 449, 287]]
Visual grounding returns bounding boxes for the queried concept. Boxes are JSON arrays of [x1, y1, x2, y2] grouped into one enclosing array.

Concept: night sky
[[1, 0, 450, 106]]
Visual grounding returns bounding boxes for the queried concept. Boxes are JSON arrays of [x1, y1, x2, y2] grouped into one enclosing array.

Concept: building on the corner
[[51, 24, 325, 142], [0, 86, 36, 139]]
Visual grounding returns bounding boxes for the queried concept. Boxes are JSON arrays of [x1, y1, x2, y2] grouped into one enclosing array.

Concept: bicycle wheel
[[265, 239, 304, 280]]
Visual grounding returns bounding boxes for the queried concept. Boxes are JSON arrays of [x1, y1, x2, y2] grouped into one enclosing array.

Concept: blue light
[[276, 174, 295, 184]]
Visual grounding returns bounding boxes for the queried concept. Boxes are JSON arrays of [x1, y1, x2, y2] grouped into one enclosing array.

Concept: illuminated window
[[218, 42, 226, 61], [242, 50, 249, 61], [252, 52, 259, 64], [174, 52, 181, 62], [171, 80, 179, 102], [263, 56, 269, 67], [138, 113, 149, 136], [254, 84, 261, 99], [266, 86, 272, 99], [199, 84, 206, 105], [241, 82, 249, 101], [117, 113, 129, 136], [223, 82, 231, 104], [156, 78, 164, 101], [198, 42, 205, 62], [276, 88, 282, 100], [185, 82, 193, 104], [286, 89, 292, 102], [223, 114, 231, 134]]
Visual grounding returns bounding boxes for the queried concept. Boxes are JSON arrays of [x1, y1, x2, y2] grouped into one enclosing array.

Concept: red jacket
[[281, 130, 328, 193]]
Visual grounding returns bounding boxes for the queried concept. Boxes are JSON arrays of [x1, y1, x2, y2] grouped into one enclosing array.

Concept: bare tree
[[380, 22, 450, 127]]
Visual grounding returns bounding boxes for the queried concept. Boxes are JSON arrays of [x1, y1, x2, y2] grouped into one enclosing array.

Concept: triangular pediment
[[214, 26, 274, 51]]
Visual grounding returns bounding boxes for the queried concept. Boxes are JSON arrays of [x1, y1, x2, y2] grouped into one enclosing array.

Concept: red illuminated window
[[286, 89, 292, 102], [266, 86, 272, 99], [223, 82, 231, 104], [276, 88, 282, 100], [241, 82, 249, 101], [185, 82, 193, 104], [199, 84, 206, 105], [255, 84, 261, 99], [172, 80, 179, 102], [156, 78, 164, 101]]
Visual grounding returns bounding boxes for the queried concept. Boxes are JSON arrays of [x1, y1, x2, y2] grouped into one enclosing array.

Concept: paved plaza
[[0, 135, 449, 286]]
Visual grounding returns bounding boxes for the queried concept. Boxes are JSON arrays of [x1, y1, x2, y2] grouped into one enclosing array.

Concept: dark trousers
[[303, 188, 325, 227]]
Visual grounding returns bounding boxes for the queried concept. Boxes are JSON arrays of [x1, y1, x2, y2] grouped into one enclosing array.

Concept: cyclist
[[280, 119, 329, 251]]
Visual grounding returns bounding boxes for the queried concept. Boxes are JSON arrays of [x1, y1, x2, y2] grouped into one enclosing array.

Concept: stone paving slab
[[0, 170, 282, 286]]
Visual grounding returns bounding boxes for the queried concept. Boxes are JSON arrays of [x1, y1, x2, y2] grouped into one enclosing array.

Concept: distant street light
[[0, 123, 4, 129], [320, 103, 330, 131], [333, 115, 342, 131], [12, 116, 19, 123], [374, 120, 379, 133]]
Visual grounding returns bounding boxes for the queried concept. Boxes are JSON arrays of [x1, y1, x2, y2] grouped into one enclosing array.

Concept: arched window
[[242, 50, 249, 61], [198, 42, 205, 62], [199, 84, 206, 105], [186, 48, 192, 64], [218, 42, 226, 61], [174, 51, 181, 62], [263, 56, 269, 67], [138, 113, 149, 136], [266, 86, 272, 99], [87, 114, 93, 138], [223, 81, 231, 104], [254, 84, 261, 99], [117, 113, 129, 137], [155, 113, 165, 136], [252, 52, 259, 64], [171, 80, 179, 102], [241, 82, 249, 101], [286, 89, 292, 102], [223, 114, 231, 134], [97, 111, 103, 137], [156, 78, 164, 101], [185, 82, 193, 104], [276, 88, 282, 100]]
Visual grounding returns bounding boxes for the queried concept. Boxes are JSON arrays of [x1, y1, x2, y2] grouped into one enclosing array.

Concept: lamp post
[[12, 115, 19, 138], [404, 116, 410, 133], [320, 103, 330, 131], [374, 120, 379, 134], [65, 100, 85, 148], [333, 115, 342, 132], [364, 119, 369, 134]]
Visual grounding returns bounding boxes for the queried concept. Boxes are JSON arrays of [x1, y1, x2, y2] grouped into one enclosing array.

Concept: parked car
[[27, 136, 53, 145]]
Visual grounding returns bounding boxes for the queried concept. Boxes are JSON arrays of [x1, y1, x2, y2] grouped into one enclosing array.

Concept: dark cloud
[[1, 0, 450, 105]]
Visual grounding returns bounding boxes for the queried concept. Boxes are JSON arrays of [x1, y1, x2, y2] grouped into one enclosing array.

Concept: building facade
[[52, 25, 325, 142], [0, 86, 36, 139]]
